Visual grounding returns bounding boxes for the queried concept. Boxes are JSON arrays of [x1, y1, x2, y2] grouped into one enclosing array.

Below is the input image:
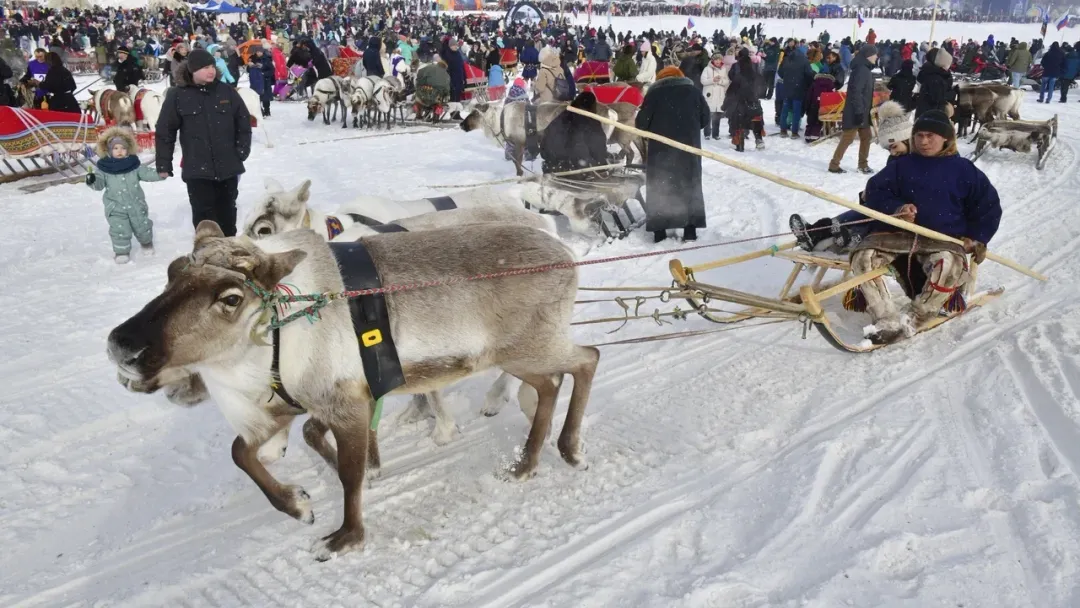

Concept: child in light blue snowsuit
[[86, 126, 165, 263]]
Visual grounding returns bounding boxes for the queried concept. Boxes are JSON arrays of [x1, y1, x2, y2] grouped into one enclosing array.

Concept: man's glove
[[85, 172, 95, 186], [962, 237, 987, 264]]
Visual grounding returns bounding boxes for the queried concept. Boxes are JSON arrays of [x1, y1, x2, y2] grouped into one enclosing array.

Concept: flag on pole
[[1057, 13, 1071, 30], [687, 17, 696, 30], [857, 13, 864, 27]]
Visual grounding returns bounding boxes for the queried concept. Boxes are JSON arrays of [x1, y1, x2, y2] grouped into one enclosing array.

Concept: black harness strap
[[346, 212, 383, 227], [329, 241, 406, 400], [270, 326, 308, 413], [524, 102, 540, 156], [425, 196, 457, 211], [369, 223, 409, 233]]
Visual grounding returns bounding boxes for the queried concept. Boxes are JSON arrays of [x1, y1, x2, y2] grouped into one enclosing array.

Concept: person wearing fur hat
[[534, 45, 567, 102], [887, 59, 917, 113], [86, 127, 165, 264], [635, 66, 709, 243], [828, 44, 878, 174], [851, 109, 1000, 344], [637, 41, 658, 91], [915, 47, 954, 118], [155, 48, 251, 237]]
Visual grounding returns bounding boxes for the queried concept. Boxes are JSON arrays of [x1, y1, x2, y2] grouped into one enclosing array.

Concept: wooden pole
[[427, 163, 627, 189], [565, 105, 1048, 282]]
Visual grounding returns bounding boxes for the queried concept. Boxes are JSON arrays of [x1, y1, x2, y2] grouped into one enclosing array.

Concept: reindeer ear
[[295, 179, 312, 204], [194, 220, 225, 248], [253, 250, 307, 288]]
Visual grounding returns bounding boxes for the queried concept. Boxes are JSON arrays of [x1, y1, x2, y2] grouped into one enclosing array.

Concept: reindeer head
[[459, 102, 489, 132], [307, 96, 323, 120], [107, 221, 306, 395], [243, 178, 314, 239]]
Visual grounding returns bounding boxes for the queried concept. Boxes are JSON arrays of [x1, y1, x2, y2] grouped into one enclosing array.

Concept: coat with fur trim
[[89, 127, 164, 216], [635, 76, 709, 232], [154, 65, 251, 182], [534, 46, 565, 102]]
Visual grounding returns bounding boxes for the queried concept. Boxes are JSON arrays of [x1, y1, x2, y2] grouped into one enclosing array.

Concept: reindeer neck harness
[[262, 239, 408, 412]]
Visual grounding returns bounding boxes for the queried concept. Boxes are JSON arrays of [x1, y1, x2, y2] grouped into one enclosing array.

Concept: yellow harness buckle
[[360, 329, 382, 347]]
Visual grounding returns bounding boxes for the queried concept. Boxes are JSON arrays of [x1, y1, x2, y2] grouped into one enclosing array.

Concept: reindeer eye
[[221, 294, 242, 307], [257, 226, 272, 236]]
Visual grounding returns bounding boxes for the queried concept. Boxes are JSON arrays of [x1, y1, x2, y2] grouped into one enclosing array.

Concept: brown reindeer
[[107, 220, 598, 560]]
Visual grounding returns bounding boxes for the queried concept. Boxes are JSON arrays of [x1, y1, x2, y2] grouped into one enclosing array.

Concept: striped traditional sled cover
[[0, 106, 95, 158]]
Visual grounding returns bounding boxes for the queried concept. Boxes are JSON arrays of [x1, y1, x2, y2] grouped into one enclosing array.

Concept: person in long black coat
[[829, 44, 877, 173], [441, 38, 466, 103], [363, 37, 384, 77], [887, 59, 917, 112], [539, 91, 609, 174], [38, 52, 79, 113], [634, 67, 709, 243], [915, 47, 953, 118]]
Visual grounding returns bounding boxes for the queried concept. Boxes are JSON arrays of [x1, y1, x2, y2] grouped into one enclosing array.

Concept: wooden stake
[[565, 105, 1048, 282]]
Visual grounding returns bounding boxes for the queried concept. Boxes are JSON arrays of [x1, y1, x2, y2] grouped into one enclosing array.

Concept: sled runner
[[970, 114, 1058, 170], [669, 242, 1004, 353]]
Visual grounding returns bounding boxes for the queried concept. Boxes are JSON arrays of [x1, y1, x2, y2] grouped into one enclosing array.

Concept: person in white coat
[[637, 40, 657, 91], [700, 51, 730, 139]]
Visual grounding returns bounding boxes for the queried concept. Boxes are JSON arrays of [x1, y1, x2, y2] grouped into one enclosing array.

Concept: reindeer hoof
[[480, 393, 511, 417], [312, 525, 366, 561], [277, 485, 314, 524], [559, 448, 588, 471], [506, 459, 538, 482], [430, 424, 459, 446]]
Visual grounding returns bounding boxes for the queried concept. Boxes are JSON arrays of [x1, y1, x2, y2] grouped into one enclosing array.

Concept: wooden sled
[[670, 241, 1003, 352]]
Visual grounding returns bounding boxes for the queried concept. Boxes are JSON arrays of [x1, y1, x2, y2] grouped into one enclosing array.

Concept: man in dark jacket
[[777, 45, 814, 137], [539, 91, 608, 174], [155, 49, 251, 237], [302, 39, 333, 80], [112, 46, 145, 93], [1038, 42, 1065, 103], [829, 44, 877, 174], [635, 66, 709, 243], [853, 110, 1000, 344], [762, 39, 780, 99]]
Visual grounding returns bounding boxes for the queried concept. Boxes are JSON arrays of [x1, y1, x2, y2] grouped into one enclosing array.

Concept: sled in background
[[579, 82, 645, 107], [812, 90, 891, 145], [0, 106, 153, 192], [970, 114, 1058, 170], [462, 63, 488, 102], [669, 241, 1003, 352], [574, 61, 612, 84]]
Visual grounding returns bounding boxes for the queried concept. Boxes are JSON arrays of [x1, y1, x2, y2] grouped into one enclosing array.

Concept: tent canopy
[[191, 0, 249, 13]]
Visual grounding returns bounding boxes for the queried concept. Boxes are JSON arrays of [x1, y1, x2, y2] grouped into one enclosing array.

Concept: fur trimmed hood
[[539, 45, 560, 68], [96, 126, 139, 158]]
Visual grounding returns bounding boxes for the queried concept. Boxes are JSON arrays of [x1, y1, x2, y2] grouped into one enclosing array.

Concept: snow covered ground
[[3, 30, 1080, 607]]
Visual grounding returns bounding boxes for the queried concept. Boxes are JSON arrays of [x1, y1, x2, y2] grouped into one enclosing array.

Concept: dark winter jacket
[[725, 63, 763, 129], [155, 66, 252, 182], [363, 38, 384, 76], [112, 55, 144, 92], [520, 44, 540, 79], [679, 52, 707, 90], [763, 44, 780, 71], [1064, 49, 1080, 80], [635, 76, 709, 232], [307, 43, 332, 79], [248, 52, 274, 96], [590, 39, 612, 62], [842, 54, 875, 129], [38, 65, 79, 113], [829, 61, 846, 89], [540, 97, 608, 174], [863, 153, 1001, 245], [778, 48, 814, 101], [887, 60, 917, 112], [1040, 44, 1065, 79], [915, 49, 953, 118], [442, 47, 466, 102]]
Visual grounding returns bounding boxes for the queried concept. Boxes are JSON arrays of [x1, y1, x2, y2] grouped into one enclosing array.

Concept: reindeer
[[125, 87, 163, 132], [85, 88, 136, 127], [307, 76, 351, 127], [241, 177, 555, 442], [460, 101, 642, 176], [107, 220, 598, 560]]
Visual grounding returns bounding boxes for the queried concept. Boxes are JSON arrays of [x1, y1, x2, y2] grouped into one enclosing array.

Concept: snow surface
[[3, 18, 1080, 607]]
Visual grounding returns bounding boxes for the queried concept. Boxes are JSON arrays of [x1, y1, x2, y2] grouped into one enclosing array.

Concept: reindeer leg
[[513, 144, 525, 177], [312, 405, 370, 560], [303, 417, 338, 470], [426, 392, 458, 446], [557, 346, 600, 470], [506, 373, 561, 480], [231, 416, 313, 524]]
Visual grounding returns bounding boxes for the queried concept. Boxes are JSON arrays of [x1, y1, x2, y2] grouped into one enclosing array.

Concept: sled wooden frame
[[669, 242, 1004, 352]]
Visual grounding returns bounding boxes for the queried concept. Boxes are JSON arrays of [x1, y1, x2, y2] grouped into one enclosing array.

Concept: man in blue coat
[[851, 109, 1002, 344]]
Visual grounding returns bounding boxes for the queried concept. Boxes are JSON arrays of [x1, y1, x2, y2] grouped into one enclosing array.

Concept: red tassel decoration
[[843, 287, 868, 312]]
